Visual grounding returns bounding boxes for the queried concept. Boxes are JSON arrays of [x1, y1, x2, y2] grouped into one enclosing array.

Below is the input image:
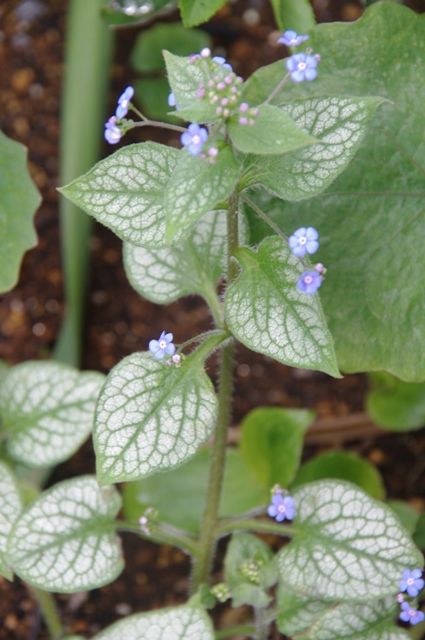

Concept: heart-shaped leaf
[[367, 372, 425, 432], [93, 604, 214, 640], [271, 0, 315, 32], [0, 131, 39, 293], [278, 480, 422, 601], [94, 339, 220, 484], [246, 96, 384, 200], [60, 142, 179, 247], [244, 4, 425, 381], [8, 476, 123, 592], [0, 362, 104, 468], [178, 0, 226, 27], [165, 146, 240, 243], [0, 462, 22, 579], [225, 236, 340, 376]]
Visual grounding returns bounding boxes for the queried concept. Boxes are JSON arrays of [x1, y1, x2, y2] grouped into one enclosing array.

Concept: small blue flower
[[289, 227, 319, 257], [168, 92, 177, 107], [297, 270, 323, 295], [115, 85, 134, 119], [149, 331, 176, 360], [278, 30, 309, 47], [212, 55, 233, 71], [399, 602, 425, 626], [180, 123, 209, 156], [400, 569, 424, 598], [267, 488, 296, 522], [285, 52, 318, 83], [104, 116, 122, 144]]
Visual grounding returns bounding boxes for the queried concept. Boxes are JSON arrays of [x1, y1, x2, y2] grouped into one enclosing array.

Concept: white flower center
[[305, 275, 313, 285], [278, 504, 286, 513], [298, 62, 307, 70], [407, 577, 415, 585], [299, 236, 307, 245], [159, 340, 167, 349], [192, 135, 201, 144]]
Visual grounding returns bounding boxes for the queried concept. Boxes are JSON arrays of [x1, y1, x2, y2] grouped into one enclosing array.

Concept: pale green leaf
[[124, 209, 247, 305], [8, 476, 123, 592], [278, 480, 422, 601], [247, 96, 384, 200], [0, 131, 39, 293], [123, 448, 268, 535], [244, 4, 425, 381], [271, 0, 315, 32], [225, 236, 340, 376], [387, 501, 420, 536], [165, 146, 240, 243], [0, 462, 22, 579], [277, 587, 406, 640], [240, 407, 313, 488], [94, 343, 219, 484], [0, 362, 104, 468], [93, 604, 214, 640], [292, 451, 386, 500], [367, 372, 425, 432], [229, 104, 315, 156], [60, 143, 179, 247], [178, 0, 226, 27]]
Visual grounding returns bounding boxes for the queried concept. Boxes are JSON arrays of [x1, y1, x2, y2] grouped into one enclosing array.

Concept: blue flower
[[400, 569, 424, 598], [168, 92, 177, 107], [104, 116, 122, 144], [297, 270, 323, 295], [115, 85, 134, 119], [278, 30, 309, 47], [149, 331, 176, 360], [180, 123, 209, 156], [212, 55, 233, 71], [399, 602, 425, 626], [285, 52, 318, 83], [267, 488, 296, 522], [289, 227, 319, 257]]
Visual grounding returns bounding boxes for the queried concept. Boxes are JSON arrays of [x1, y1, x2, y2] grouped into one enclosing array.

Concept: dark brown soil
[[1, 1, 424, 639]]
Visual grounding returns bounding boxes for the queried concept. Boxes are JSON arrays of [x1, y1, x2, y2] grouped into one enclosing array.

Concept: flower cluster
[[240, 558, 264, 585], [267, 485, 296, 522], [181, 123, 209, 156], [397, 568, 424, 626], [104, 86, 135, 144], [277, 29, 319, 84], [288, 227, 326, 296]]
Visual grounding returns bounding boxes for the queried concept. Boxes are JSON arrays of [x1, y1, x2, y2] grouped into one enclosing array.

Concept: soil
[[0, 1, 424, 639]]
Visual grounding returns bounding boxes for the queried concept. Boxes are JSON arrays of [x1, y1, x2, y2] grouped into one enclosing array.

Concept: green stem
[[31, 588, 63, 640], [55, 0, 113, 366], [263, 72, 290, 105], [215, 518, 297, 539], [117, 522, 198, 557], [241, 194, 288, 242], [190, 193, 240, 591], [254, 606, 268, 640], [202, 281, 224, 328], [131, 120, 187, 134], [215, 624, 256, 639]]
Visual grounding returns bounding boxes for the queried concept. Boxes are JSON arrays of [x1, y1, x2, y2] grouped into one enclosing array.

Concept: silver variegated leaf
[[0, 462, 22, 579]]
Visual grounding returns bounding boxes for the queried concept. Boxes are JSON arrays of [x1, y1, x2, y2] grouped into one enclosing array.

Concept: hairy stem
[[254, 606, 269, 640], [241, 194, 288, 242], [117, 522, 197, 557], [31, 588, 63, 640], [191, 193, 239, 591], [263, 72, 290, 105], [215, 518, 296, 539]]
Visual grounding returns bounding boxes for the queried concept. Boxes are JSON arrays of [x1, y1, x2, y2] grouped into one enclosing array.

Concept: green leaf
[[93, 604, 214, 640], [178, 0, 226, 27], [0, 462, 22, 579], [228, 104, 315, 156], [224, 533, 276, 607], [123, 448, 268, 535], [277, 587, 406, 640], [225, 236, 340, 377], [8, 476, 123, 592], [271, 0, 315, 32], [244, 4, 425, 382], [240, 407, 313, 488], [94, 342, 219, 484], [0, 131, 39, 293], [131, 23, 211, 73], [387, 500, 420, 536], [278, 480, 422, 601], [135, 77, 172, 122], [246, 96, 384, 200], [0, 362, 104, 468], [102, 0, 171, 27], [367, 372, 425, 431], [60, 142, 179, 248], [165, 146, 240, 243], [292, 451, 385, 500], [414, 513, 425, 549], [124, 209, 247, 305]]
